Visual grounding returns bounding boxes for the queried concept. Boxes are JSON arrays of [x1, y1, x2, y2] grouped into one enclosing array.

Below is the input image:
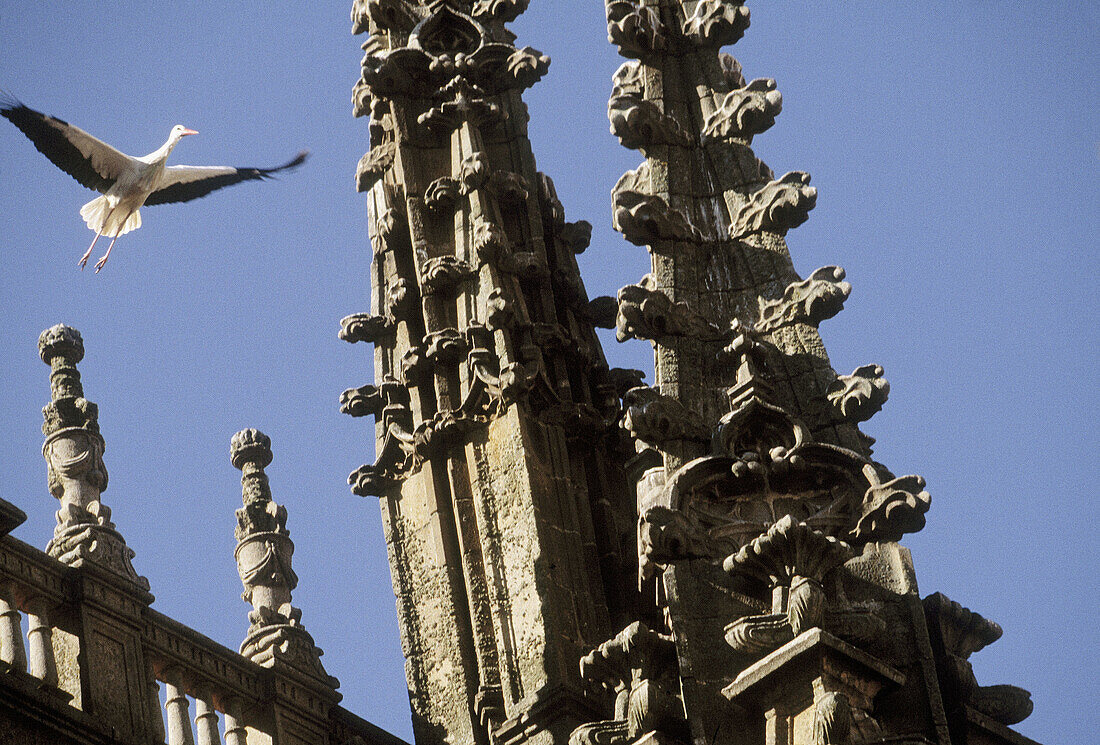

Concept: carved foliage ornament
[[616, 274, 728, 343], [613, 163, 703, 246], [827, 364, 889, 424], [355, 141, 396, 193], [703, 78, 782, 142], [683, 0, 751, 48], [756, 265, 851, 333], [731, 171, 817, 240], [606, 1, 667, 60]]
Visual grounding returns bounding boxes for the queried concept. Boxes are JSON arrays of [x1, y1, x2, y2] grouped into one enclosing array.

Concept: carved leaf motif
[[424, 328, 469, 365], [730, 171, 817, 240], [473, 221, 510, 261], [560, 220, 592, 253], [419, 78, 504, 132], [424, 177, 460, 210], [500, 251, 549, 280], [621, 386, 710, 447], [606, 1, 667, 60], [506, 46, 551, 89], [338, 313, 395, 344], [827, 364, 889, 423], [472, 0, 529, 23], [852, 467, 930, 542], [718, 53, 746, 88], [616, 275, 728, 342], [485, 288, 514, 330], [459, 152, 491, 191], [703, 78, 782, 142], [609, 95, 693, 150], [683, 0, 751, 47], [812, 692, 852, 745], [340, 385, 384, 418], [613, 165, 704, 245], [348, 464, 401, 497], [488, 170, 529, 202], [756, 266, 851, 332], [419, 256, 475, 295], [356, 145, 396, 191]]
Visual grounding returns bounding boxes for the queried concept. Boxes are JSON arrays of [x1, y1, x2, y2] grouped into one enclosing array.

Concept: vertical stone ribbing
[[346, 1, 636, 742]]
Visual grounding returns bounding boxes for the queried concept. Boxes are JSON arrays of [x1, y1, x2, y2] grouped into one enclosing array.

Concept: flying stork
[[1, 94, 307, 272]]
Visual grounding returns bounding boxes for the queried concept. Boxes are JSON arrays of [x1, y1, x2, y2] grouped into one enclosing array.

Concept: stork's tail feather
[[80, 195, 140, 236]]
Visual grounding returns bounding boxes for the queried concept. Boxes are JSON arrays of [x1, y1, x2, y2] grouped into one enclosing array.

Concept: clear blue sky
[[1, 3, 1095, 743]]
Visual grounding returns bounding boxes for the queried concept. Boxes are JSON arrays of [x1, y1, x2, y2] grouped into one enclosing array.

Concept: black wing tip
[[0, 89, 23, 114], [285, 149, 309, 169]]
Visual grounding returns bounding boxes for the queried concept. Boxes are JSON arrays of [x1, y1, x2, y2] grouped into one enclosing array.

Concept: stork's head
[[168, 124, 198, 144]]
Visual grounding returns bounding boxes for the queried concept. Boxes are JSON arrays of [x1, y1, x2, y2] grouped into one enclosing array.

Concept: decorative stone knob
[[230, 428, 273, 471], [38, 324, 84, 366]]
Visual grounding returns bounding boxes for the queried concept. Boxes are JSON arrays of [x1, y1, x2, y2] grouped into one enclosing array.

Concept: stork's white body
[[0, 95, 308, 272]]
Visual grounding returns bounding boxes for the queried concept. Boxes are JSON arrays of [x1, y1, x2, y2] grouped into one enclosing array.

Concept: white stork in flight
[[1, 94, 307, 272]]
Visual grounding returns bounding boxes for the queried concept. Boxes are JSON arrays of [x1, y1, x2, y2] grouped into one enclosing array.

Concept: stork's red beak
[[181, 128, 198, 136]]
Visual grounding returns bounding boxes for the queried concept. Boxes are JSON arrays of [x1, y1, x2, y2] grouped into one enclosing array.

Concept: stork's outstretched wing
[[145, 151, 309, 206], [0, 94, 135, 193]]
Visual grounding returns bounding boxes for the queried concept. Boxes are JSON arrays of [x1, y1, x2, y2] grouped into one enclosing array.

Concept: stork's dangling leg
[[93, 230, 122, 273], [79, 204, 118, 270]]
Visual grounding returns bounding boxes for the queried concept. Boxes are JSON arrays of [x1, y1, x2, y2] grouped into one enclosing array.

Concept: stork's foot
[[93, 255, 109, 273], [78, 249, 92, 270]]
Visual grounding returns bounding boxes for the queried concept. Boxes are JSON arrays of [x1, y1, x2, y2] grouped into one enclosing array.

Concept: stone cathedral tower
[[344, 2, 1039, 745]]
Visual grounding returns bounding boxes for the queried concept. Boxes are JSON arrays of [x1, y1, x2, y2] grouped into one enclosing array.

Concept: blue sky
[[0, 3, 1095, 743]]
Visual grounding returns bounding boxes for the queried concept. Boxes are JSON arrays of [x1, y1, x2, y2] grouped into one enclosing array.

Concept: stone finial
[[230, 430, 336, 687], [38, 325, 148, 592]]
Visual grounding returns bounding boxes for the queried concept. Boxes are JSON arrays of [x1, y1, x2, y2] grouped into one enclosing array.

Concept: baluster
[[164, 668, 195, 745], [0, 584, 27, 673], [148, 665, 166, 744], [194, 689, 220, 745], [222, 697, 247, 745], [24, 596, 58, 687]]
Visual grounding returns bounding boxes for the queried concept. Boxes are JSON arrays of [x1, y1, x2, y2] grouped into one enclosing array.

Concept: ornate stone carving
[[723, 516, 854, 641], [231, 430, 337, 687], [560, 219, 592, 253], [472, 220, 510, 261], [616, 275, 728, 343], [828, 365, 889, 423], [472, 0, 529, 23], [683, 0, 751, 47], [572, 622, 688, 745], [730, 171, 817, 240], [923, 593, 1033, 726], [420, 78, 504, 132], [813, 691, 852, 745], [703, 78, 782, 142], [622, 386, 709, 449], [609, 94, 692, 150], [419, 255, 475, 295], [38, 325, 148, 592], [613, 164, 703, 246], [756, 266, 851, 333], [338, 313, 396, 345], [424, 176, 460, 210], [355, 141, 396, 193], [852, 467, 930, 543], [605, 1, 667, 60]]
